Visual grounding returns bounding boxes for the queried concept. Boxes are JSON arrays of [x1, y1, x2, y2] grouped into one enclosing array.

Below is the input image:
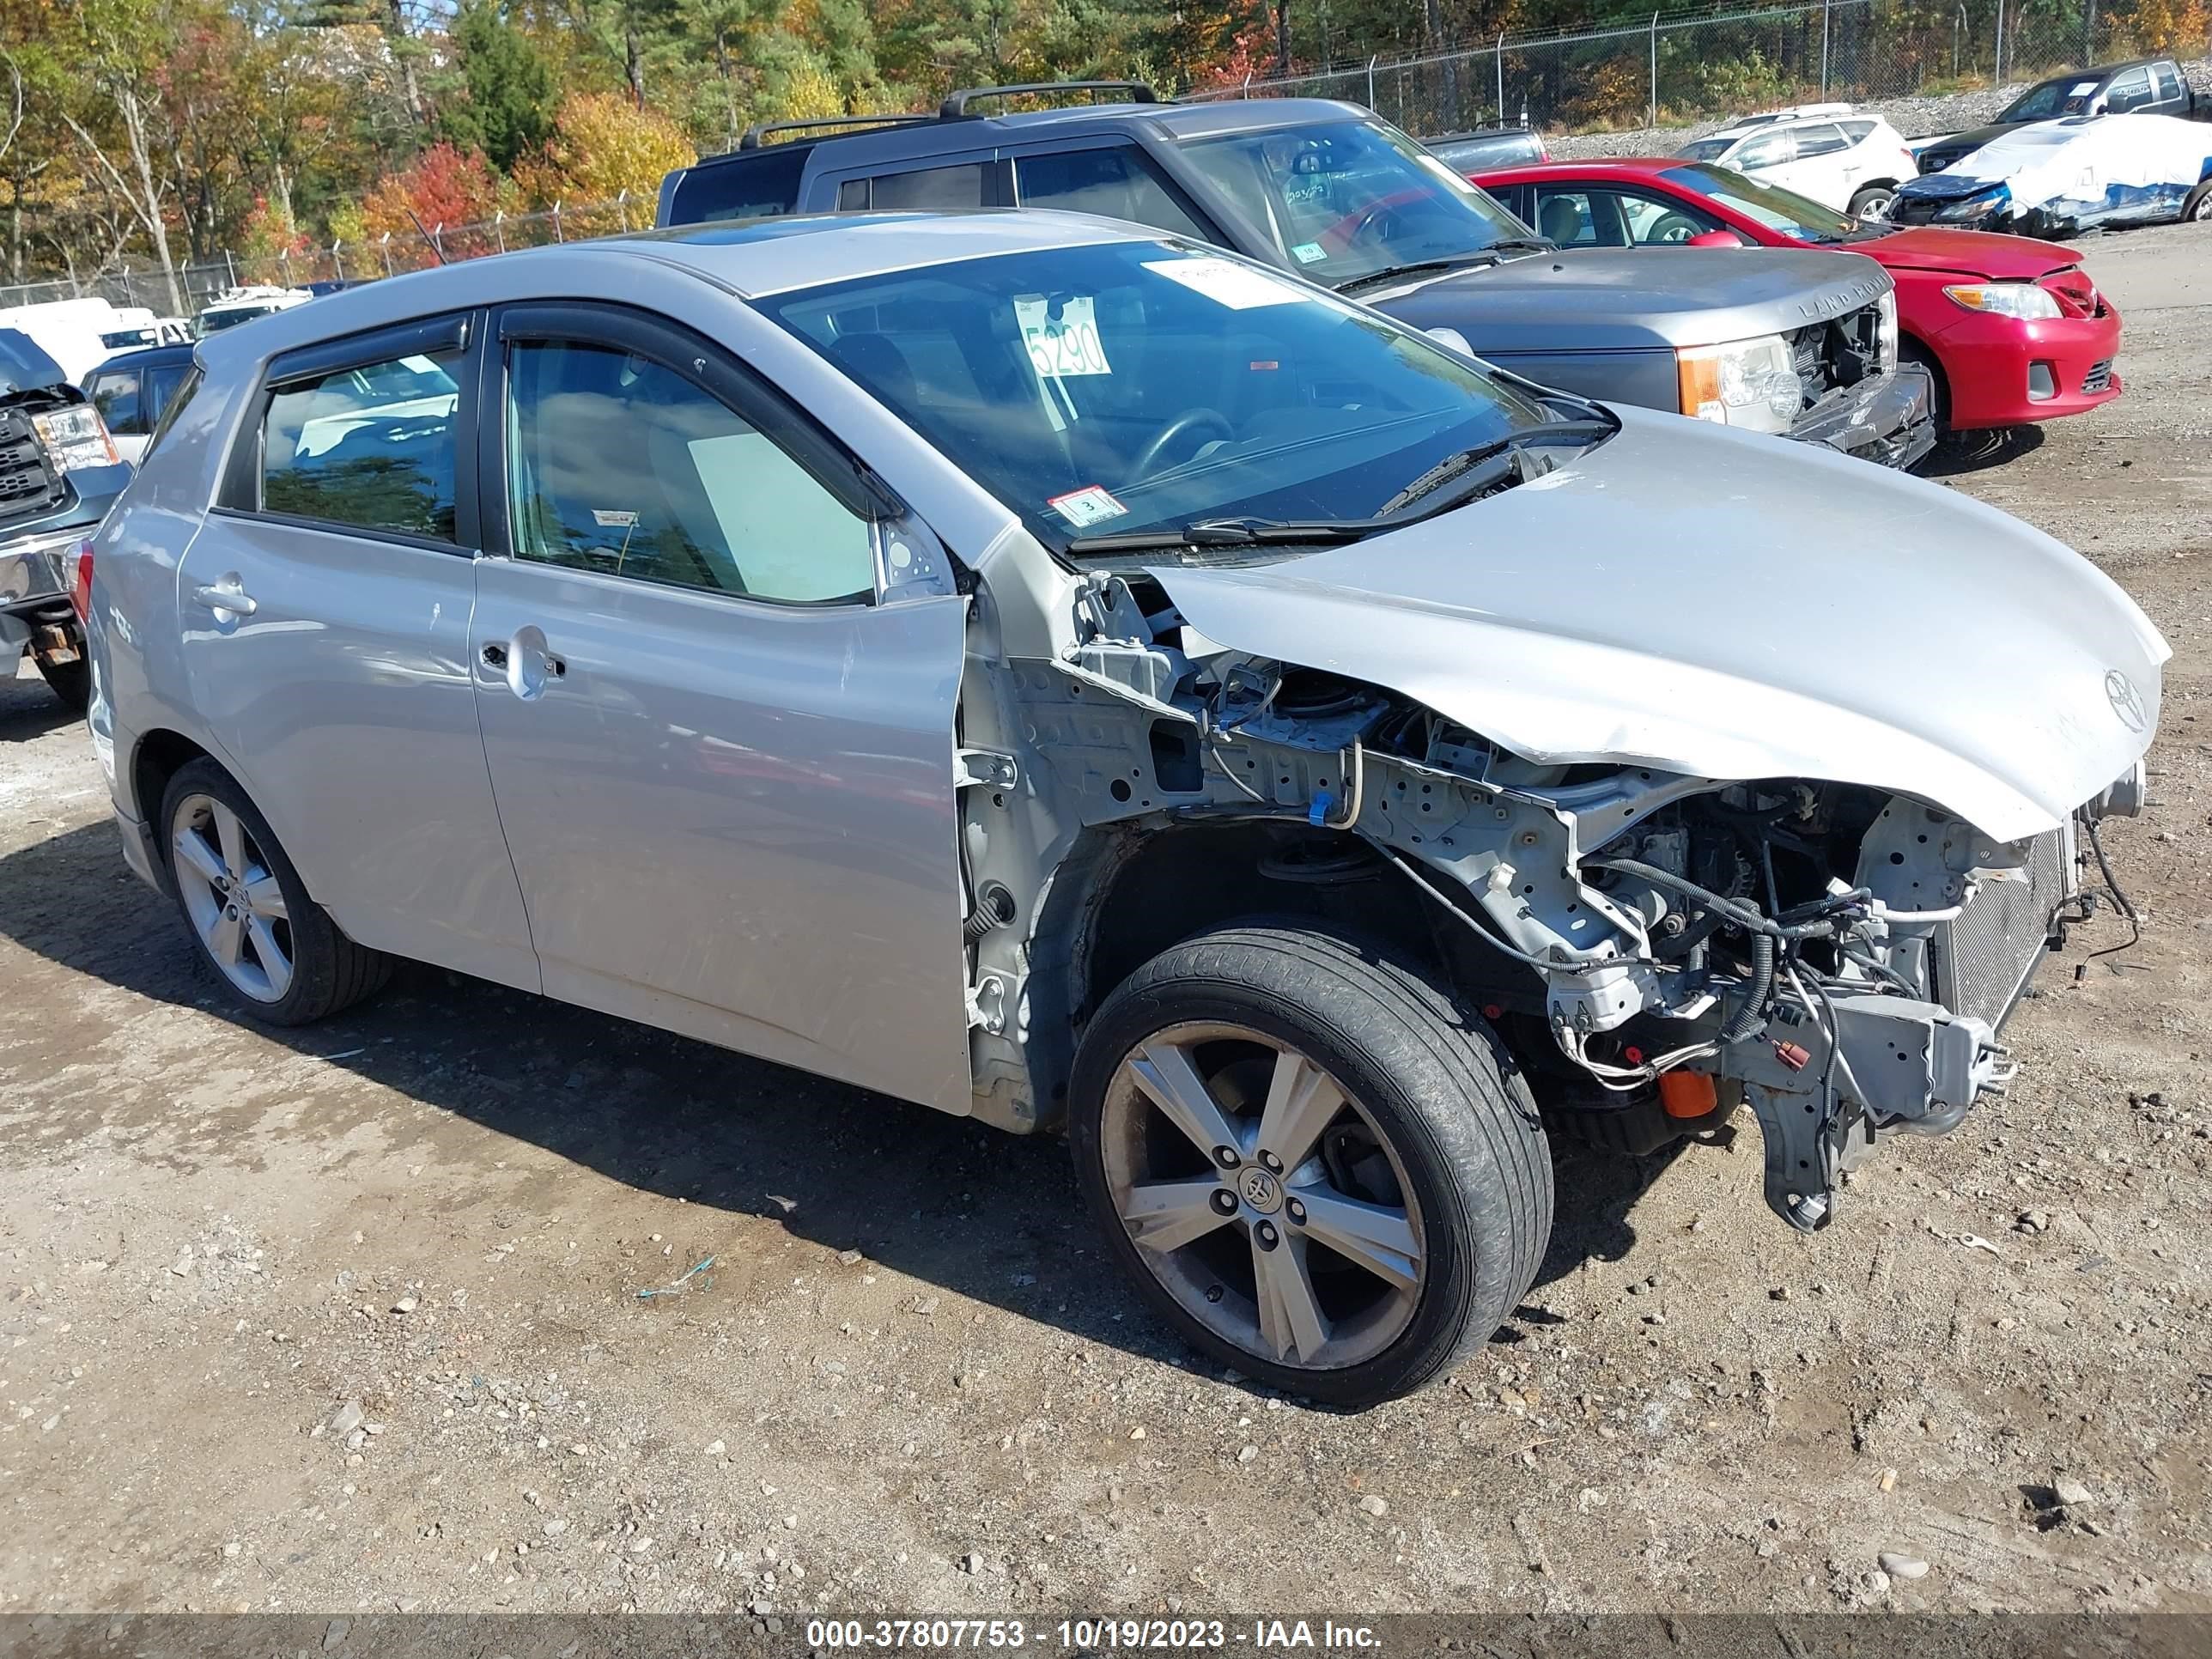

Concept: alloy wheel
[[170, 793, 294, 1003], [1097, 1021, 1425, 1371]]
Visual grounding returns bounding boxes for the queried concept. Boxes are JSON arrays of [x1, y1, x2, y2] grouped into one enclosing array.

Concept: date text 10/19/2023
[[803, 1620, 1383, 1651]]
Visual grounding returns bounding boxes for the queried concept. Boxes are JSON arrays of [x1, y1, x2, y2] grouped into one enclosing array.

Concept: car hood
[[1364, 246, 1893, 352], [1855, 225, 2077, 279], [1151, 407, 2167, 843]]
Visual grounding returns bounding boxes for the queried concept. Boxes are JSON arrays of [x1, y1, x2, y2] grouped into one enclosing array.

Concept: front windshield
[[759, 240, 1555, 556], [2001, 76, 2090, 120], [1660, 163, 1867, 240], [1172, 118, 1537, 289], [1677, 137, 1734, 161]]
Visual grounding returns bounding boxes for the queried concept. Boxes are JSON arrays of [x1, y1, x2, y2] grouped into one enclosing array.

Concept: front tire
[[1069, 924, 1552, 1407], [2184, 182, 2212, 224], [1848, 184, 1897, 221], [159, 757, 392, 1025]]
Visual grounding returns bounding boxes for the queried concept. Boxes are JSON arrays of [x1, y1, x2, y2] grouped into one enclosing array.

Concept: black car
[[82, 343, 196, 465], [1915, 56, 2202, 174], [0, 328, 135, 709]]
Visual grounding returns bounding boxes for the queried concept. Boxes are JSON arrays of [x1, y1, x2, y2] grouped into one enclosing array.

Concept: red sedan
[[1470, 157, 2121, 434]]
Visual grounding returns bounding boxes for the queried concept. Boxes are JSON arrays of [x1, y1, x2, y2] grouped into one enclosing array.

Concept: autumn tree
[[514, 88, 693, 226], [440, 3, 560, 169]]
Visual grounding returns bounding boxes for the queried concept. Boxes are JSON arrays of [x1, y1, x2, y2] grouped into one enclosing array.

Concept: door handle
[[190, 577, 257, 617], [489, 625, 565, 701]]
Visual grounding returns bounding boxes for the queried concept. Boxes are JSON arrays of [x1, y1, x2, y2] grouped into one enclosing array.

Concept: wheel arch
[[131, 727, 216, 832], [1020, 819, 1489, 1128]]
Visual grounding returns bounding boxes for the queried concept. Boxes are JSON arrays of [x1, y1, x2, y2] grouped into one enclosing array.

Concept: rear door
[[467, 301, 972, 1112], [179, 312, 538, 991], [1770, 124, 1850, 206]]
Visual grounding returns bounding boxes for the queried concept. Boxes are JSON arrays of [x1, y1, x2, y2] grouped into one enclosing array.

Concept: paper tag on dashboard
[[592, 509, 640, 527], [1048, 485, 1128, 527], [1015, 296, 1112, 378], [1143, 257, 1313, 309]]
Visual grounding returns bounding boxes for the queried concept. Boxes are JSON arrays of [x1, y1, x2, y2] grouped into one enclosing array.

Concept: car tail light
[[70, 540, 94, 625]]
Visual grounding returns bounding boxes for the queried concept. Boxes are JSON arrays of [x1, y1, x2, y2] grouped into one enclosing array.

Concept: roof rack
[[939, 80, 1158, 120], [738, 113, 935, 150]]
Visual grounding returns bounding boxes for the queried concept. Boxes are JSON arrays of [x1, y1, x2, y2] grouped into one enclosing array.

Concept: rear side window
[[1791, 124, 1848, 158], [1014, 147, 1208, 240], [666, 148, 808, 223], [88, 369, 143, 435], [2152, 63, 2183, 103], [837, 164, 987, 211], [260, 349, 462, 542], [1840, 119, 1876, 143]]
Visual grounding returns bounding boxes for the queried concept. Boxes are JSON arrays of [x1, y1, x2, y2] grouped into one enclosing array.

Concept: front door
[[177, 313, 538, 991], [467, 302, 973, 1113]]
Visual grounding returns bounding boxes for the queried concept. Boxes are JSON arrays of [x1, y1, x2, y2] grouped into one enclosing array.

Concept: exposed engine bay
[[954, 568, 2146, 1233]]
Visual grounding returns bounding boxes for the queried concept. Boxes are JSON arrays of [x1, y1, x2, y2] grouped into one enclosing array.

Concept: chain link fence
[[1188, 0, 2212, 137], [0, 191, 653, 315]]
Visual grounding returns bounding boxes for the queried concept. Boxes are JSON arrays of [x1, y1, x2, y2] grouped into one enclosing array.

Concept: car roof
[[90, 343, 196, 373], [188, 210, 1164, 375], [678, 95, 1373, 180], [1471, 156, 1679, 181]]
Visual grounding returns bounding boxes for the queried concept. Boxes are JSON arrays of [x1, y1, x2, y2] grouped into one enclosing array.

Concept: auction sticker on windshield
[[1144, 257, 1313, 309], [1015, 295, 1112, 378], [1048, 485, 1128, 528]]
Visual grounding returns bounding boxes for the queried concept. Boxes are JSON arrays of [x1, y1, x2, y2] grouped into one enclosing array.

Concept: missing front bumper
[[1790, 362, 1938, 471]]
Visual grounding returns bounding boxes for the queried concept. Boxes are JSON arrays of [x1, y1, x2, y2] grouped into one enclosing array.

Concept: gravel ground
[[2, 224, 2209, 1621]]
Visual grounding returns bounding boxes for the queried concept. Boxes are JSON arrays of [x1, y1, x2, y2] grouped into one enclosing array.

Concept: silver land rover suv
[[86, 215, 2164, 1406]]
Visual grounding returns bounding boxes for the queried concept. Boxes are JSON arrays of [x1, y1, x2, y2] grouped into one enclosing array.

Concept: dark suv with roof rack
[[658, 82, 1935, 468]]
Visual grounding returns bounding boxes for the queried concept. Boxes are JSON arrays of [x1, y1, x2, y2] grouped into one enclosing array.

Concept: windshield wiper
[[1375, 417, 1617, 520], [1334, 252, 1504, 295], [1063, 516, 1378, 556]]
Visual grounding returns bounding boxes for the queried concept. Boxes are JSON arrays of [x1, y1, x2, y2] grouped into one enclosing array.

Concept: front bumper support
[[1790, 362, 1938, 470]]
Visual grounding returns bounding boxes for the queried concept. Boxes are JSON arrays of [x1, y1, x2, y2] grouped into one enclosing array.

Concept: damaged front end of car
[[953, 536, 2159, 1235]]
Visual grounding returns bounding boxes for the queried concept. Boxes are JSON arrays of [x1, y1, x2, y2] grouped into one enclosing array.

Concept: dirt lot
[[3, 225, 2208, 1622]]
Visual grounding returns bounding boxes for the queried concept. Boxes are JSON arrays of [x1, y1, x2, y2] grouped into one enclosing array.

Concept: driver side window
[[2103, 68, 2154, 112], [1735, 131, 1796, 170], [504, 340, 878, 606]]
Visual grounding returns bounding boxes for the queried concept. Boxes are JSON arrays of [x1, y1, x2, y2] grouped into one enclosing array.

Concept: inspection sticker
[[1291, 241, 1328, 264], [1048, 485, 1128, 528], [1143, 256, 1313, 309]]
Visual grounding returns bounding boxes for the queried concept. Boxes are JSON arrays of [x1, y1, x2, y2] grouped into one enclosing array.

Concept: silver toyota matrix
[[85, 214, 2166, 1406]]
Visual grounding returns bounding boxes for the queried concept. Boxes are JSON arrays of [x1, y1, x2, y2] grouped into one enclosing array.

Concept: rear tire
[[158, 757, 392, 1025], [1848, 184, 1897, 221], [1068, 923, 1552, 1407], [34, 653, 88, 712]]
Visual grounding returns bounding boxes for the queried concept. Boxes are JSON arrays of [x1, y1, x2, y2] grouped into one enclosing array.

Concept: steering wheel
[[1131, 408, 1235, 482], [1644, 212, 1705, 245]]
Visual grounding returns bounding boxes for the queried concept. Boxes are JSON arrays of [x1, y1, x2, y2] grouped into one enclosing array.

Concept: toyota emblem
[[2105, 669, 2147, 734]]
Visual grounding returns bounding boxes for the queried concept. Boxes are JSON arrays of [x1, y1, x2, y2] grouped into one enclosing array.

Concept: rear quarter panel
[[86, 362, 240, 826]]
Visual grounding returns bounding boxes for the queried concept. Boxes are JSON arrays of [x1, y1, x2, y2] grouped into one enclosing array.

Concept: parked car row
[[60, 81, 2167, 1407]]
